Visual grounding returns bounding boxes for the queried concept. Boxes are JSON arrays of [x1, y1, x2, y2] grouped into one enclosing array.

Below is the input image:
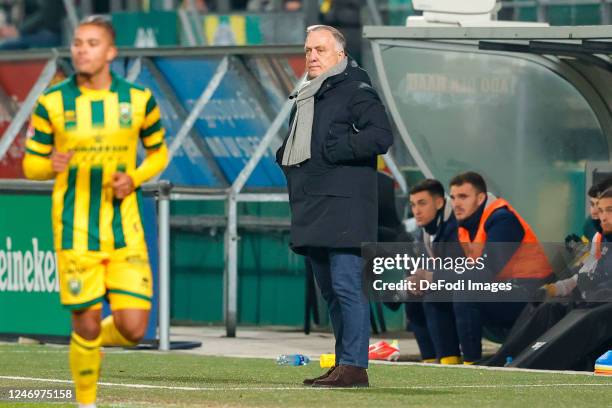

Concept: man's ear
[[476, 192, 487, 207], [434, 196, 445, 211], [107, 45, 118, 62]]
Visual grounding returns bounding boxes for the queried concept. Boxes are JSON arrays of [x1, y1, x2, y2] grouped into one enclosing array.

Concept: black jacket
[[276, 59, 393, 254]]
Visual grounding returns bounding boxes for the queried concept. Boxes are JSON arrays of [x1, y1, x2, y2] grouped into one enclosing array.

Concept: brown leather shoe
[[312, 364, 369, 388], [303, 366, 337, 386]]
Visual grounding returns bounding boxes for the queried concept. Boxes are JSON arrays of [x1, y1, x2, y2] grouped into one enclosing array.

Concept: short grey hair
[[306, 25, 346, 52]]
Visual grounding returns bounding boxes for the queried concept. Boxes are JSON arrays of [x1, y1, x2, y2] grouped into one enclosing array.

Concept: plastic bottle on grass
[[276, 354, 310, 366]]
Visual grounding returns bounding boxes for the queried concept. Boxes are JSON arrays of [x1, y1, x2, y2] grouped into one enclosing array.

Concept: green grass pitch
[[1, 344, 611, 407]]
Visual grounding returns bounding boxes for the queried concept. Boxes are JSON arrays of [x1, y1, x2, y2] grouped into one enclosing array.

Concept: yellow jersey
[[23, 72, 168, 252]]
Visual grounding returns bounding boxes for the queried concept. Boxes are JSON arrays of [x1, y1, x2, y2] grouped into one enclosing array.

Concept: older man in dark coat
[[276, 25, 393, 387]]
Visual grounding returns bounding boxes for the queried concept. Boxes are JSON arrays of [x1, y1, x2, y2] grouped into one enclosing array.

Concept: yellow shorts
[[57, 246, 153, 311]]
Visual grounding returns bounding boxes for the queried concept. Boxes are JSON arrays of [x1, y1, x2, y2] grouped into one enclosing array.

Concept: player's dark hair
[[596, 177, 612, 196], [78, 15, 116, 44], [589, 183, 601, 198], [410, 179, 445, 198], [600, 187, 612, 200], [449, 171, 487, 194]]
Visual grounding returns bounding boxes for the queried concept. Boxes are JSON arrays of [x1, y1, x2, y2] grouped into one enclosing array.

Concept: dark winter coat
[[276, 59, 393, 255]]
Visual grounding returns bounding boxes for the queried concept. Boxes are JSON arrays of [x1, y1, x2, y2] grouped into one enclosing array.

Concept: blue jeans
[[405, 301, 436, 360], [422, 301, 461, 359], [309, 248, 369, 368], [454, 301, 526, 362], [452, 277, 538, 362]]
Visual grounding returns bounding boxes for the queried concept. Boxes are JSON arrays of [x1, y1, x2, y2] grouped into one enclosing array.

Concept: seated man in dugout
[[446, 171, 552, 364], [406, 178, 462, 364], [450, 172, 552, 364], [544, 176, 612, 299], [486, 184, 612, 367]]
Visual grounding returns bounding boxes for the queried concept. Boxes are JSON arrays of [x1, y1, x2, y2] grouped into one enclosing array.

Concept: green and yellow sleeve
[[128, 91, 168, 187], [23, 97, 55, 180], [139, 92, 165, 150]]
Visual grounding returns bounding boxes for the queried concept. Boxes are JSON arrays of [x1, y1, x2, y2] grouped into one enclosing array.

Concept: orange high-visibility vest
[[593, 232, 602, 260], [457, 198, 552, 280]]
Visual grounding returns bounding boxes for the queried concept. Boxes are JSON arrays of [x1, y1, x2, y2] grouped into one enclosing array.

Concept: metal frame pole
[[230, 77, 304, 195], [221, 75, 304, 337], [126, 58, 142, 82], [365, 0, 384, 25], [0, 58, 57, 161], [162, 56, 229, 170], [157, 181, 172, 351], [142, 59, 228, 184], [62, 0, 79, 31], [224, 193, 238, 337], [185, 0, 206, 46], [512, 1, 520, 21], [536, 0, 548, 22], [178, 9, 198, 47], [602, 0, 611, 24]]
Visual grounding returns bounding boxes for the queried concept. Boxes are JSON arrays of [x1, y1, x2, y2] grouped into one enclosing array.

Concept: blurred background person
[[0, 0, 64, 50], [320, 0, 363, 63], [248, 0, 301, 11], [182, 0, 209, 12]]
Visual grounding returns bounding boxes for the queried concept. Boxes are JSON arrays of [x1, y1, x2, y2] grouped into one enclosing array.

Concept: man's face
[[450, 183, 486, 221], [589, 196, 600, 220], [410, 191, 444, 227], [71, 24, 116, 76], [304, 29, 344, 79], [598, 197, 612, 234]]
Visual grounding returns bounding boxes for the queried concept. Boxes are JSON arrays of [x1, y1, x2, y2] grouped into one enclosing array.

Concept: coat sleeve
[[324, 83, 393, 163]]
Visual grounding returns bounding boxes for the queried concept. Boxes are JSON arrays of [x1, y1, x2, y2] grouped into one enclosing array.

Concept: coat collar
[[288, 58, 367, 101], [317, 58, 364, 98], [458, 197, 488, 240]]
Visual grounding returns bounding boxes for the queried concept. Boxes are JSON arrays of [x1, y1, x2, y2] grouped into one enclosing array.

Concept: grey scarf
[[281, 58, 348, 166]]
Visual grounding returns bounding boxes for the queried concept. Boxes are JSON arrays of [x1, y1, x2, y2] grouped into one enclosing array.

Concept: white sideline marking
[[371, 360, 598, 376], [0, 345, 600, 376], [1, 376, 611, 392]]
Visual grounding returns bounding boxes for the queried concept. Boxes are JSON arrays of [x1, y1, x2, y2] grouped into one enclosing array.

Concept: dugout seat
[[508, 302, 612, 370]]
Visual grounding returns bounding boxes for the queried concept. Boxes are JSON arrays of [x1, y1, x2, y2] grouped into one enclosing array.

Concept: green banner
[[111, 11, 179, 47], [0, 194, 70, 336]]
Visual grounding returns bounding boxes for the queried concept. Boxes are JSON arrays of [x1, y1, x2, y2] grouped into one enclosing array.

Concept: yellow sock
[[440, 356, 462, 365], [69, 332, 102, 405], [100, 315, 136, 347]]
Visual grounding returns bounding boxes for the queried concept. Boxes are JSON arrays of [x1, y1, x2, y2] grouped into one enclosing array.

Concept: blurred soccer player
[[22, 16, 168, 408]]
